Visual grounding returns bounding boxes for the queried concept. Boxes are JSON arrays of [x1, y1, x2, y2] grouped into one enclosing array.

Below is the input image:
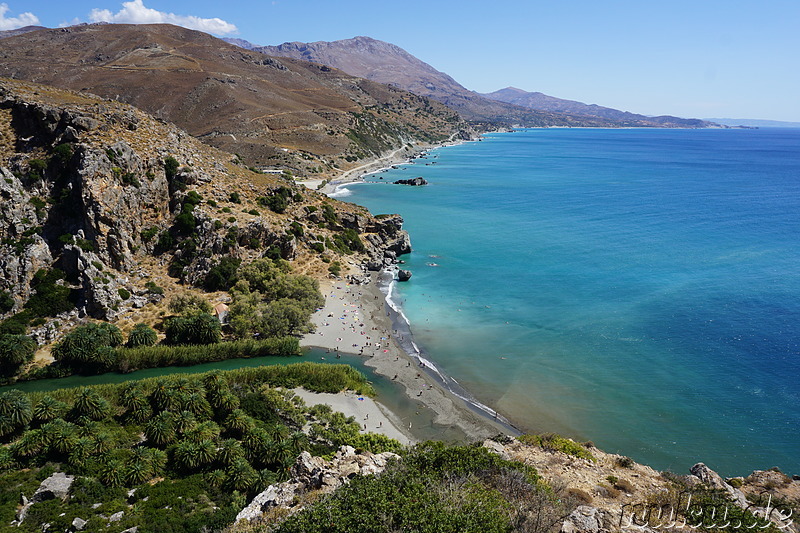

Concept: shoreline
[[296, 135, 473, 195], [301, 275, 515, 444]]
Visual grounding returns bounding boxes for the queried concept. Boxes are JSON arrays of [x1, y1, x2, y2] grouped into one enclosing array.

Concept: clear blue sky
[[5, 0, 799, 121]]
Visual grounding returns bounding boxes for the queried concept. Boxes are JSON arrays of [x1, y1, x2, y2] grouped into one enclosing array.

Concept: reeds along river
[[341, 127, 800, 477]]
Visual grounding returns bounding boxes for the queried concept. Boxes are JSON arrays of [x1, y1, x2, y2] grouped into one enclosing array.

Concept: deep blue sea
[[337, 128, 800, 477]]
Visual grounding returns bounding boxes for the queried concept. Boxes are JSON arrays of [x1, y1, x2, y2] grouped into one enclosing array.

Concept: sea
[[335, 127, 800, 477]]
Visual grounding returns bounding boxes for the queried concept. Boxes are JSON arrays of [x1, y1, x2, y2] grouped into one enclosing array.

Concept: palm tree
[[205, 469, 226, 488], [184, 421, 220, 444], [124, 456, 150, 486], [144, 411, 176, 447], [225, 458, 257, 492], [217, 439, 245, 466], [146, 448, 167, 478], [72, 388, 109, 420], [91, 432, 113, 455], [126, 397, 152, 424], [10, 428, 45, 459], [182, 392, 212, 418], [224, 409, 254, 436], [0, 390, 32, 436], [99, 458, 124, 487], [174, 439, 201, 471], [268, 423, 290, 443], [32, 396, 66, 424], [289, 431, 309, 453], [40, 418, 78, 455], [203, 371, 225, 397], [68, 437, 93, 470], [271, 440, 296, 470], [216, 392, 240, 412], [173, 410, 197, 435], [196, 439, 217, 467]]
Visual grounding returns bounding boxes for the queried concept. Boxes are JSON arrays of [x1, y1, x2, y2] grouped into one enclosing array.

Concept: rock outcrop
[[397, 269, 412, 281], [394, 177, 428, 186], [14, 472, 74, 525], [236, 445, 399, 524]]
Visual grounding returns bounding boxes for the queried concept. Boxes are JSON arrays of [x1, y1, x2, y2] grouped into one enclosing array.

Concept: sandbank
[[291, 388, 414, 445]]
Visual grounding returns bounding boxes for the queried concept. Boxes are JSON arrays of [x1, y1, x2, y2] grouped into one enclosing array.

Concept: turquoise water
[[339, 128, 800, 476]]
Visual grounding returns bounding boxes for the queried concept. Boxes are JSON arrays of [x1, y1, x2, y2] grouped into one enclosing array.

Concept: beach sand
[[292, 388, 414, 445], [301, 276, 512, 443]]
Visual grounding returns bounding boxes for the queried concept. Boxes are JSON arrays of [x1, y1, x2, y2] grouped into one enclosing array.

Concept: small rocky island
[[394, 177, 428, 186]]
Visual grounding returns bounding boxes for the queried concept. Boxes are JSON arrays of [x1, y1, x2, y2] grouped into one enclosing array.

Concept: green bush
[[144, 281, 164, 295], [203, 257, 241, 291], [23, 269, 75, 318], [519, 433, 596, 462], [117, 288, 131, 300], [0, 291, 14, 314]]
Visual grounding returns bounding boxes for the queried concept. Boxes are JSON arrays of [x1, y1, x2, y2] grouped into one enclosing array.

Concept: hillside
[[254, 36, 623, 127], [0, 78, 410, 348], [0, 24, 471, 176], [483, 87, 716, 128]]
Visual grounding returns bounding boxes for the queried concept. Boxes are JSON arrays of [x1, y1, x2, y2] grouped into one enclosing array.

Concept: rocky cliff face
[[0, 79, 412, 328]]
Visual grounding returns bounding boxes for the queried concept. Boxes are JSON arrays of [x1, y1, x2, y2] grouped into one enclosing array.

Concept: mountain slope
[[255, 36, 621, 127], [0, 78, 410, 332], [484, 87, 716, 128], [0, 24, 470, 174]]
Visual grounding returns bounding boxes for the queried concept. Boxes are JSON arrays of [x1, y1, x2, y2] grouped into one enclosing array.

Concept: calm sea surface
[[339, 128, 800, 476]]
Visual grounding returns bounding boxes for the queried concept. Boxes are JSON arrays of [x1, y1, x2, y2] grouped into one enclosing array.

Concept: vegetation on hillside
[[0, 364, 380, 532]]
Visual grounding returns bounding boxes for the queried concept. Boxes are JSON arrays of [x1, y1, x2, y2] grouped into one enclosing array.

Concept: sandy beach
[[301, 276, 513, 444]]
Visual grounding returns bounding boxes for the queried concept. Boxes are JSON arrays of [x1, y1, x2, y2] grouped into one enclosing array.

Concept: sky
[[3, 0, 799, 122]]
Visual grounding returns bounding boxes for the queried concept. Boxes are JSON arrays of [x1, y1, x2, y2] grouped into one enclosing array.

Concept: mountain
[[483, 87, 715, 128], [705, 117, 800, 128], [222, 37, 260, 50], [0, 24, 471, 174], [254, 36, 622, 127], [0, 25, 46, 39]]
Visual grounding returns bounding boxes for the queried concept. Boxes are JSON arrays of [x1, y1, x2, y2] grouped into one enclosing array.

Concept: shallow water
[[342, 128, 800, 476]]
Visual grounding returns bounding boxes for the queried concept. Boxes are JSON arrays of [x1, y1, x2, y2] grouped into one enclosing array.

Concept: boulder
[[561, 506, 605, 533], [397, 270, 412, 282], [71, 517, 87, 531]]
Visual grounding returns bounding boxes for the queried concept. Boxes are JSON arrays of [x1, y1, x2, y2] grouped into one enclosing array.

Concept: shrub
[[614, 455, 635, 469], [204, 257, 241, 291], [126, 324, 158, 348], [229, 192, 241, 204], [140, 226, 159, 243], [164, 156, 179, 180], [0, 290, 14, 314], [144, 281, 164, 295], [518, 433, 595, 462], [24, 269, 74, 318], [117, 288, 131, 300], [567, 488, 594, 503]]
